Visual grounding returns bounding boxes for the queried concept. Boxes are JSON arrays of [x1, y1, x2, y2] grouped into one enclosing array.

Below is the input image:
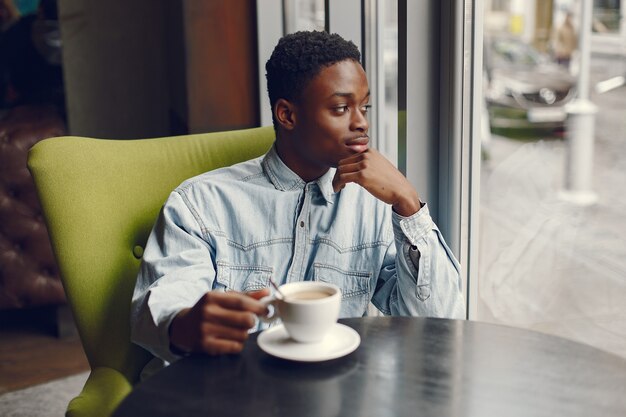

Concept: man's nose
[[351, 108, 369, 132]]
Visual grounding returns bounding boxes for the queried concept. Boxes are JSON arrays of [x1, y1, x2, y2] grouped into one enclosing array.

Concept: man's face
[[286, 59, 370, 180]]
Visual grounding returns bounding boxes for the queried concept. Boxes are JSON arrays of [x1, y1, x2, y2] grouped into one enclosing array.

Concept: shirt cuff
[[146, 292, 190, 363], [159, 310, 187, 362], [391, 202, 434, 246]]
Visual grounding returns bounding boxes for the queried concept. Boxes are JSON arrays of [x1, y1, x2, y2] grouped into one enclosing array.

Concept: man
[[131, 31, 464, 365], [554, 12, 577, 70]]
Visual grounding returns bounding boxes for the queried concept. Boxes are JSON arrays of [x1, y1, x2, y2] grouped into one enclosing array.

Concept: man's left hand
[[332, 149, 421, 217]]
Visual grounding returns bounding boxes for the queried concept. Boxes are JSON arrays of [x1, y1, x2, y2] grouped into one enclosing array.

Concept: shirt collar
[[262, 144, 336, 204]]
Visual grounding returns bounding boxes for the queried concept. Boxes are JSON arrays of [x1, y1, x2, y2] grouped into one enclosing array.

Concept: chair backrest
[[27, 126, 275, 382]]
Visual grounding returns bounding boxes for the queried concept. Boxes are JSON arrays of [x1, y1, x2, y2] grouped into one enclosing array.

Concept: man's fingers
[[333, 171, 366, 192], [172, 290, 272, 355], [246, 288, 270, 300], [205, 291, 268, 315], [333, 152, 374, 192], [201, 336, 244, 356], [333, 165, 356, 192], [337, 148, 370, 165], [335, 160, 364, 174], [201, 322, 249, 343], [203, 303, 258, 329], [332, 176, 347, 192]]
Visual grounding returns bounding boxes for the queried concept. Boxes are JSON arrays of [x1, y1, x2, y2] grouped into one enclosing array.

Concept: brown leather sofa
[[0, 105, 66, 317]]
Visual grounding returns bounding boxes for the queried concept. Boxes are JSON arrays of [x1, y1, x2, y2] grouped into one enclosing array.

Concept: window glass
[[593, 0, 621, 33], [479, 1, 626, 358], [381, 0, 398, 165], [284, 0, 325, 33]]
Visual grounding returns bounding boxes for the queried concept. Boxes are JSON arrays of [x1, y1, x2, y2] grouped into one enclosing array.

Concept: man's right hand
[[169, 289, 269, 356]]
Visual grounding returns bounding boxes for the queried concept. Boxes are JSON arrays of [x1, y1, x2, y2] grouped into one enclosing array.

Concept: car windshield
[[490, 39, 549, 67]]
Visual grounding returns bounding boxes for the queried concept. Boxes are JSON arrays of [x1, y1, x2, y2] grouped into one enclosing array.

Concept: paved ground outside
[[477, 53, 626, 359]]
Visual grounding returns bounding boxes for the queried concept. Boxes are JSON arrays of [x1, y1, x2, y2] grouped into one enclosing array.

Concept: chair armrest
[[65, 367, 133, 417]]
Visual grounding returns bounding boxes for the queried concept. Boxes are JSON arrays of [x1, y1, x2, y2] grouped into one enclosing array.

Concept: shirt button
[[300, 221, 304, 228]]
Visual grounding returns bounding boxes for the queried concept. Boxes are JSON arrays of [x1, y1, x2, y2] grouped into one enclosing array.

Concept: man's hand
[[332, 149, 421, 217], [169, 289, 269, 356]]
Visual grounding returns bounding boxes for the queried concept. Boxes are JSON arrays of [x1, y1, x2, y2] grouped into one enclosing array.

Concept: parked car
[[484, 37, 576, 134]]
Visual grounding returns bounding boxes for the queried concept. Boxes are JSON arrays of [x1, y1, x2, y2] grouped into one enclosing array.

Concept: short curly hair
[[265, 31, 361, 130]]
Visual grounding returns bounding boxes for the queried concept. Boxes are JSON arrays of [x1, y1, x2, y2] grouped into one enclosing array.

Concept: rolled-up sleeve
[[371, 204, 465, 319], [130, 190, 216, 363]]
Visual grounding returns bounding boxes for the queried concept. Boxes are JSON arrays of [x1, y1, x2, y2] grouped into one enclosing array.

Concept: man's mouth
[[345, 136, 369, 153]]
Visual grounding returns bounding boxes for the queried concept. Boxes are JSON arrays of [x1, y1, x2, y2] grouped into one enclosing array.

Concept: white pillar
[[560, 0, 598, 205]]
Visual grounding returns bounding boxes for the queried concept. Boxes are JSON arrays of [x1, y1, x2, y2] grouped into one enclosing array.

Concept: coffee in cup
[[260, 281, 341, 343]]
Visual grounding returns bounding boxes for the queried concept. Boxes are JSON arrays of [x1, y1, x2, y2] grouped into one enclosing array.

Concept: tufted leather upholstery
[[0, 105, 66, 309]]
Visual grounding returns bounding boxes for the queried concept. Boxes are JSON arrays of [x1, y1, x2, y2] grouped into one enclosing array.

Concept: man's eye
[[334, 105, 349, 114], [361, 104, 372, 114]]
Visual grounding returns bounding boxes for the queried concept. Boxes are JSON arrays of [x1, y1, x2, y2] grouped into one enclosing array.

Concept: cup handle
[[258, 295, 280, 324]]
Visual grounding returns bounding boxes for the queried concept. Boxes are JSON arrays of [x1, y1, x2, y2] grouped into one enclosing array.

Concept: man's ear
[[274, 98, 297, 130]]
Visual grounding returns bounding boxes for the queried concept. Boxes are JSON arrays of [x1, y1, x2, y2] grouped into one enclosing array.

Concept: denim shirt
[[131, 145, 465, 363]]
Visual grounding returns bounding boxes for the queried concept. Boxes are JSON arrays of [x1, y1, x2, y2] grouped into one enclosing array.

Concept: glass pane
[[284, 0, 325, 33], [363, 0, 398, 316], [362, 0, 398, 165], [382, 0, 398, 165], [593, 0, 621, 33], [479, 1, 626, 358]]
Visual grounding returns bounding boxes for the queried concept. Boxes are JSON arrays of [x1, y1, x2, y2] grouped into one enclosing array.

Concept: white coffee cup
[[260, 281, 341, 343]]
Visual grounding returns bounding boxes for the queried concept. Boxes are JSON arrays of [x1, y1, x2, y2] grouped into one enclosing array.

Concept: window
[[593, 0, 622, 33], [477, 0, 626, 358], [284, 0, 325, 32]]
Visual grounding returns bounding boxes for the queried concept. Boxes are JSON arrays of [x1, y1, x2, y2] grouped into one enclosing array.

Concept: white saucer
[[257, 323, 360, 362]]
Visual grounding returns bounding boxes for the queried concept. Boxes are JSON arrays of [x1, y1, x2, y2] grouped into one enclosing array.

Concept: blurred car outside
[[484, 36, 577, 137]]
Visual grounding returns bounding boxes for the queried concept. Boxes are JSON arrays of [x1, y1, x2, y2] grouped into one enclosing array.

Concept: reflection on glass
[[479, 1, 626, 359]]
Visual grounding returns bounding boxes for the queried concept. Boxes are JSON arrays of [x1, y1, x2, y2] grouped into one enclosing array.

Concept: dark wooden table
[[113, 317, 626, 417]]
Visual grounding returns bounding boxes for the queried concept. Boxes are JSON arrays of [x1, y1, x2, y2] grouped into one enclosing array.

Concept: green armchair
[[27, 126, 275, 417]]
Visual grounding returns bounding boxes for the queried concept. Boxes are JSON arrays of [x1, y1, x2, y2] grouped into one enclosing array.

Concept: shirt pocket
[[215, 261, 272, 292], [313, 263, 371, 317]]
